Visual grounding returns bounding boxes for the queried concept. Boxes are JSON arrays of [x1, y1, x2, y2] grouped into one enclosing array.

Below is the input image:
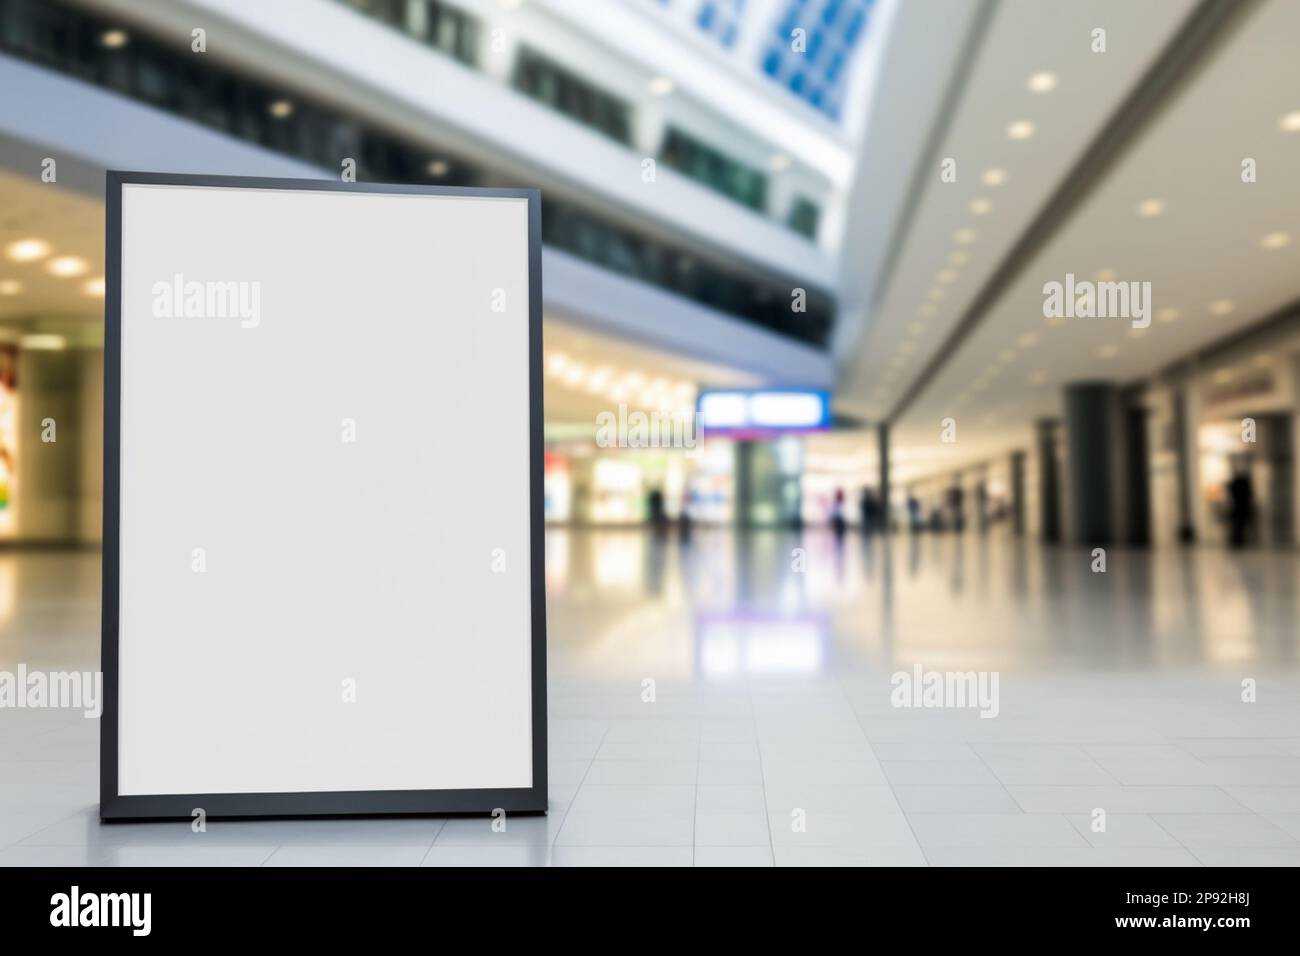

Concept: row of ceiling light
[[1, 239, 103, 299], [869, 70, 1060, 416], [545, 351, 696, 413], [886, 72, 1300, 427]]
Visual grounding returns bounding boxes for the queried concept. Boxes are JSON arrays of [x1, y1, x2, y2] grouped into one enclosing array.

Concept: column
[[878, 423, 891, 533], [1036, 418, 1062, 544], [1063, 382, 1118, 546]]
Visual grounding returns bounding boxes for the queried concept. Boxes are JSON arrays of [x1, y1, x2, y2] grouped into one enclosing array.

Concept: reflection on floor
[[2, 529, 1300, 866]]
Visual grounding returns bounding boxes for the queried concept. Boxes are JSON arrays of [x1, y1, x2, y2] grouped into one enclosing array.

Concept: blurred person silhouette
[[647, 487, 669, 538], [907, 495, 922, 533], [831, 487, 847, 541], [678, 492, 693, 545], [947, 485, 965, 533], [858, 487, 879, 534], [1226, 456, 1255, 548]]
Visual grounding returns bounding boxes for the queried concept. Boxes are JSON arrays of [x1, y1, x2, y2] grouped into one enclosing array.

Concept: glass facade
[[760, 0, 875, 121], [0, 0, 835, 348], [694, 0, 747, 50]]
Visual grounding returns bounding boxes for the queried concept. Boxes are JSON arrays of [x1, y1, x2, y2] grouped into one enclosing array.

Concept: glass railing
[[659, 126, 766, 213], [0, 0, 835, 349]]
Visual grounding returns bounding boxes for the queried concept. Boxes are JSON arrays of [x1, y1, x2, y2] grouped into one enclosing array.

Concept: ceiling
[[837, 0, 1197, 421], [838, 0, 1300, 478]]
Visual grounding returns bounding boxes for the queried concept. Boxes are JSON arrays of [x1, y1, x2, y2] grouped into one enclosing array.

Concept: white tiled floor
[[2, 529, 1300, 866]]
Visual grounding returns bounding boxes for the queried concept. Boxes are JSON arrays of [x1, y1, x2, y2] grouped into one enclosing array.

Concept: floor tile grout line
[[549, 722, 612, 858], [747, 680, 776, 866], [844, 672, 930, 867]]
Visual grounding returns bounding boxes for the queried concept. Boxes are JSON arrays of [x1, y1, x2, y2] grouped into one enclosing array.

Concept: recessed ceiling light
[[648, 75, 675, 97], [47, 256, 88, 277], [1157, 307, 1180, 323], [5, 238, 50, 262], [546, 352, 568, 375], [926, 287, 946, 301], [954, 228, 977, 244], [1209, 298, 1234, 316], [936, 269, 958, 284], [1017, 332, 1039, 348], [268, 99, 294, 119], [968, 198, 992, 215], [1028, 370, 1047, 385], [767, 152, 791, 173], [1006, 120, 1035, 140], [100, 29, 129, 49], [1254, 353, 1274, 367], [908, 321, 926, 335], [1136, 198, 1165, 217], [1097, 344, 1119, 359], [1260, 231, 1291, 250], [1128, 327, 1148, 338], [1213, 368, 1234, 384], [0, 280, 20, 295], [948, 250, 969, 266], [83, 277, 105, 297], [1094, 268, 1118, 281], [997, 349, 1015, 362], [1027, 71, 1058, 93], [981, 168, 1008, 187], [1045, 314, 1066, 328], [427, 159, 450, 177], [918, 304, 937, 317], [1279, 110, 1300, 132]]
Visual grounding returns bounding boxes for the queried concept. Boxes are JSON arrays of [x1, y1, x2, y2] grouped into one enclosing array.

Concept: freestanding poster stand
[[100, 173, 546, 820]]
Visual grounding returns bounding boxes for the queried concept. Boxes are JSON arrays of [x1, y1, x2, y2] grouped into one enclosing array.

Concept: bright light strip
[[698, 390, 829, 433], [698, 392, 748, 428], [20, 333, 66, 351], [750, 392, 824, 427]]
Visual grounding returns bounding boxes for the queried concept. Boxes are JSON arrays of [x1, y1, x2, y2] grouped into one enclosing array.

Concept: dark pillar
[[1171, 387, 1196, 543], [1261, 414, 1294, 546], [734, 440, 753, 530], [1010, 450, 1026, 536], [1123, 399, 1152, 546], [878, 424, 891, 533], [1036, 418, 1061, 544], [1064, 382, 1118, 546]]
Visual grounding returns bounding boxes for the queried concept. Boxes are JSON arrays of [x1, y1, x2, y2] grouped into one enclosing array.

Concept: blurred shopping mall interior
[[2, 0, 1300, 866]]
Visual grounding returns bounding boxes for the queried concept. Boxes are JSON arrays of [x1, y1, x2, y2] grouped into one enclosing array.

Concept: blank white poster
[[115, 183, 533, 796]]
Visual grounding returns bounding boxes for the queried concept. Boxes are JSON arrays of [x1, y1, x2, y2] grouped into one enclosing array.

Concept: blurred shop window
[[659, 126, 767, 212], [786, 195, 821, 240], [512, 47, 634, 145]]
